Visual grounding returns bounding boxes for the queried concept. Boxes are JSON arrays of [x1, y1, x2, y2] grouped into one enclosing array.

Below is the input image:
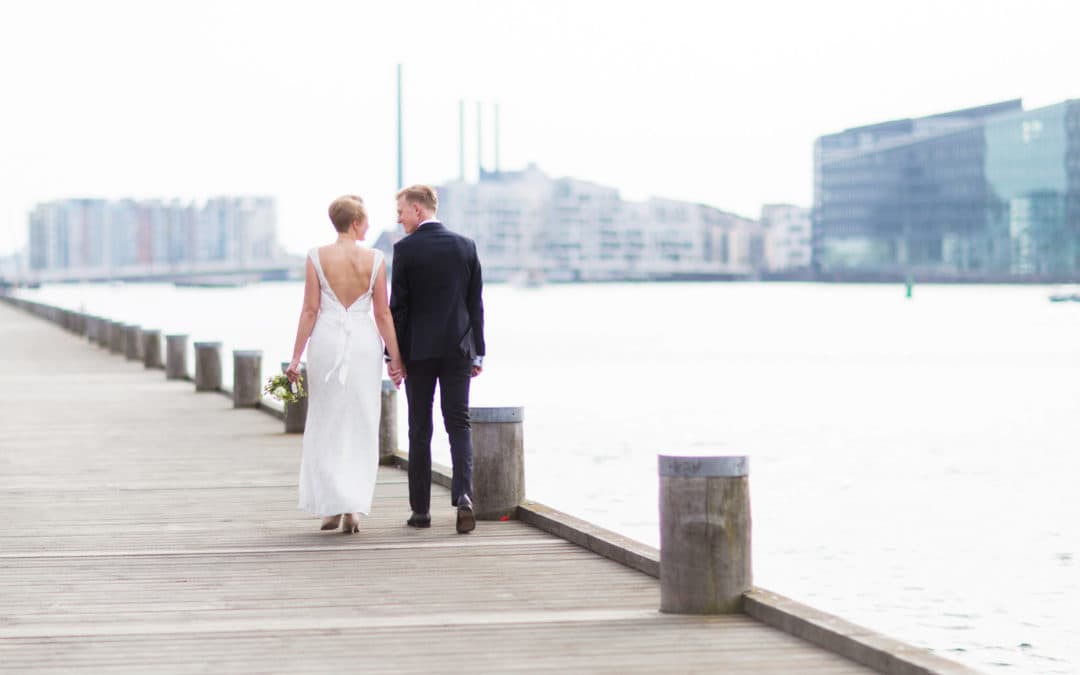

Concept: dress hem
[[298, 504, 372, 518]]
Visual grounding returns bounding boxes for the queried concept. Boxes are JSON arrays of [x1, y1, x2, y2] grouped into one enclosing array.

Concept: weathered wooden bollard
[[165, 334, 188, 380], [85, 316, 99, 344], [379, 380, 398, 465], [470, 406, 525, 520], [280, 361, 308, 433], [94, 318, 108, 348], [193, 341, 223, 391], [142, 330, 163, 369], [232, 350, 262, 407], [108, 322, 125, 354], [659, 455, 752, 614], [123, 325, 141, 360]]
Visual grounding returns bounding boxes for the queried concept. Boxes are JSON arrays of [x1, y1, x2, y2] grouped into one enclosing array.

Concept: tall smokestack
[[458, 100, 466, 181], [494, 103, 500, 174], [476, 101, 483, 179], [396, 64, 403, 191]]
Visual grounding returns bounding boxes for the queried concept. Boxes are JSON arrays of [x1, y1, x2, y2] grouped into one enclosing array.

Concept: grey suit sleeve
[[467, 241, 485, 359]]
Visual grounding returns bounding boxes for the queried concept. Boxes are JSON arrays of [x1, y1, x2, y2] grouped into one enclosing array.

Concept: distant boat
[[512, 267, 545, 289], [1048, 285, 1080, 302]]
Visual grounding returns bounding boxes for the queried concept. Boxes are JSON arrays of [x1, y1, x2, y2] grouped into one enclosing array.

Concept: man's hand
[[471, 365, 483, 378]]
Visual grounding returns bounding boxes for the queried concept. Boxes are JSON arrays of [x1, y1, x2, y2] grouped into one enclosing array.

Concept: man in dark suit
[[390, 185, 485, 534]]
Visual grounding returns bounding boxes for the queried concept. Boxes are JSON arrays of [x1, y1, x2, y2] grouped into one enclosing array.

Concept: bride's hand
[[285, 359, 301, 383]]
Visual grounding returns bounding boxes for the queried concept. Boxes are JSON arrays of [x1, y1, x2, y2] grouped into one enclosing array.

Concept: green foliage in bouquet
[[265, 373, 305, 404]]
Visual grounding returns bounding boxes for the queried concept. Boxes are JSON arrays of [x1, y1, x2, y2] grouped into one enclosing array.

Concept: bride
[[286, 195, 403, 533]]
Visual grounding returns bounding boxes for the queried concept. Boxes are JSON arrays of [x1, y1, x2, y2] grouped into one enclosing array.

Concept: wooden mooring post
[[193, 341, 223, 391], [470, 406, 525, 520], [108, 321, 125, 354], [165, 334, 188, 380], [232, 350, 262, 407], [659, 455, 751, 614], [379, 379, 397, 465], [142, 329, 163, 369], [123, 324, 141, 361], [95, 318, 109, 348]]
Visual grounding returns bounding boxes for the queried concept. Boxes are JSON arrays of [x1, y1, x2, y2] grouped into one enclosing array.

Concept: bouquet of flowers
[[265, 373, 305, 404]]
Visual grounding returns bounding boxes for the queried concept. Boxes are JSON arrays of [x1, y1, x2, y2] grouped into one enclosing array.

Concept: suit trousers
[[404, 357, 474, 515]]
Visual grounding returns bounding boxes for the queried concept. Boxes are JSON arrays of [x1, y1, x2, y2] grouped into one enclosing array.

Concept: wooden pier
[[0, 299, 972, 673]]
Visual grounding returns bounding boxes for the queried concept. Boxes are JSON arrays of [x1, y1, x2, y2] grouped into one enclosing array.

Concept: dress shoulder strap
[[368, 249, 383, 290], [308, 248, 326, 287]]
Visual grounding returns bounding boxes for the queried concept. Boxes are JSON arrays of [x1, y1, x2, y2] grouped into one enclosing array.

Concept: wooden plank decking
[[0, 301, 876, 673]]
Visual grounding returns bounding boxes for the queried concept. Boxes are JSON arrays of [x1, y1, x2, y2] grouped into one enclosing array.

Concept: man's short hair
[[396, 185, 438, 212], [328, 195, 366, 233]]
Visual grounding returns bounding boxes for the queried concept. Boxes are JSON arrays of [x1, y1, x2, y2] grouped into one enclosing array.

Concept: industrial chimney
[[396, 64, 404, 191], [494, 102, 500, 174], [476, 101, 484, 179], [458, 100, 466, 182]]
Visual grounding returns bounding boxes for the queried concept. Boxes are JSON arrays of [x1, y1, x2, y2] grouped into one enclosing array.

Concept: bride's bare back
[[317, 243, 377, 309]]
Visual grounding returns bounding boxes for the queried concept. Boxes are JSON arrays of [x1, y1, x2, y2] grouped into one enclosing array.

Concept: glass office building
[[813, 99, 1080, 280]]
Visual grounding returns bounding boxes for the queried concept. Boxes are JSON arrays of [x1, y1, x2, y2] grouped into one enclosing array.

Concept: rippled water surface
[[18, 281, 1080, 674]]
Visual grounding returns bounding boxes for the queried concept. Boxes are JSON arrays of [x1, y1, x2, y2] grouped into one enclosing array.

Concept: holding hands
[[384, 359, 476, 385], [388, 358, 405, 387]]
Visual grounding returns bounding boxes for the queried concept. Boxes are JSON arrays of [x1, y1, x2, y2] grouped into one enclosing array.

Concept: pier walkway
[[0, 300, 941, 673]]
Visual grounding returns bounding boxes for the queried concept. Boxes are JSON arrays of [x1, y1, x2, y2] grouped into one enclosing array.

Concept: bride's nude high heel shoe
[[342, 513, 360, 534], [321, 515, 342, 531]]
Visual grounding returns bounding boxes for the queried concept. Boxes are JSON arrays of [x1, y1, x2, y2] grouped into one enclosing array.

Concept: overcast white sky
[[1, 0, 1077, 256]]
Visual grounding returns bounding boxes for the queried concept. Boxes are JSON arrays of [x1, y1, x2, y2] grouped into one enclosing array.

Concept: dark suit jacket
[[390, 221, 485, 363]]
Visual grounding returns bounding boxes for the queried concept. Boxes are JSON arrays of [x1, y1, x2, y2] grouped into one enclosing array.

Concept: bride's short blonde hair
[[328, 195, 367, 233]]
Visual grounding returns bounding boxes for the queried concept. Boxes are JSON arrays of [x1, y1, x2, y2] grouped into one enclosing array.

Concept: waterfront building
[[414, 164, 764, 282], [27, 196, 279, 280], [760, 204, 811, 273], [813, 98, 1080, 280], [0, 253, 22, 284]]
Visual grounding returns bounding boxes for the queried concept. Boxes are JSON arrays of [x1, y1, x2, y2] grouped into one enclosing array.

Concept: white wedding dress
[[298, 247, 385, 516]]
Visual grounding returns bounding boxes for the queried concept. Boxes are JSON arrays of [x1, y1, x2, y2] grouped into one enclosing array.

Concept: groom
[[389, 185, 485, 534]]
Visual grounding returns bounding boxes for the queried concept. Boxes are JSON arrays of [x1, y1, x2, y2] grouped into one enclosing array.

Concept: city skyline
[[1, 1, 1078, 258], [24, 196, 282, 282]]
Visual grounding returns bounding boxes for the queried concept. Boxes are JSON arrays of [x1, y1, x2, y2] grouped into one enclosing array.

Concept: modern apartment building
[[814, 99, 1080, 280], [760, 204, 811, 273]]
